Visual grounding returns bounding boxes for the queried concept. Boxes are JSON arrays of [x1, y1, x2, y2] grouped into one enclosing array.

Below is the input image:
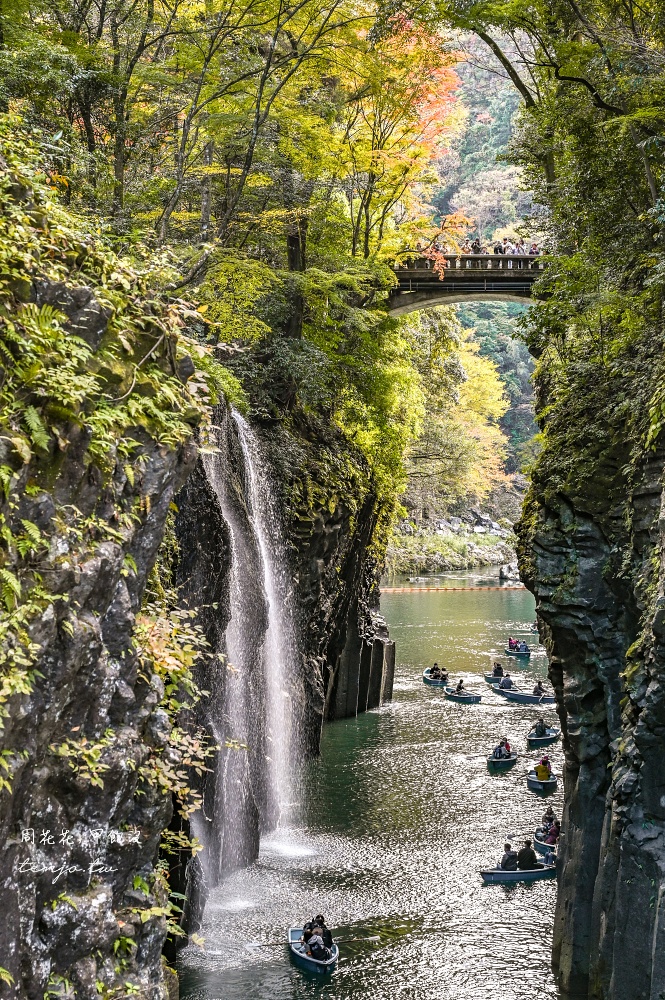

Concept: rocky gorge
[[517, 328, 665, 998], [0, 144, 395, 999]]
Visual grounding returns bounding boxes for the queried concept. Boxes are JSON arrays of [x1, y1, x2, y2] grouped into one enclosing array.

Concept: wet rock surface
[[0, 284, 196, 999], [517, 412, 665, 997], [255, 412, 396, 728]]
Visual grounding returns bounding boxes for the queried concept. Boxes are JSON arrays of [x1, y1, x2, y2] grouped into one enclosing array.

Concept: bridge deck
[[389, 254, 544, 313]]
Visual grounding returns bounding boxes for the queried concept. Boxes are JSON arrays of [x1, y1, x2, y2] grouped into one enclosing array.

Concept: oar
[[248, 935, 381, 948]]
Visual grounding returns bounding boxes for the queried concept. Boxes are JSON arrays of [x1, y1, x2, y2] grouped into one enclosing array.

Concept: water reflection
[[179, 568, 562, 1000]]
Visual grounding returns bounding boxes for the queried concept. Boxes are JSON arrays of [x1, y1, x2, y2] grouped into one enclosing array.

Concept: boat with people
[[504, 647, 531, 658], [496, 687, 556, 705], [480, 864, 556, 884], [423, 667, 448, 687], [484, 672, 501, 684], [288, 927, 339, 974], [526, 769, 558, 792], [444, 686, 481, 704], [527, 726, 561, 748], [486, 752, 517, 770], [534, 831, 556, 856]]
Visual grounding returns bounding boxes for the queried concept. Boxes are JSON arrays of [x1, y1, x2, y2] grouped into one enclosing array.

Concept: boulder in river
[[499, 561, 521, 581]]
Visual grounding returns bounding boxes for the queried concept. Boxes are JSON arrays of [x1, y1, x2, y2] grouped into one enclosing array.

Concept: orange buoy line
[[381, 585, 526, 592]]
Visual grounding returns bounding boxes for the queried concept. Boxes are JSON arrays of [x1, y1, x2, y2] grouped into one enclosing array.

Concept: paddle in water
[[249, 934, 381, 948]]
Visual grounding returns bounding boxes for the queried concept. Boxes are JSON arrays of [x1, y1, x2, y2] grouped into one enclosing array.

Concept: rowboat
[[496, 687, 556, 705], [526, 770, 558, 793], [486, 752, 518, 770], [444, 686, 481, 704], [288, 928, 338, 974], [484, 673, 502, 684], [534, 830, 557, 855], [480, 864, 556, 884], [527, 727, 561, 748], [527, 726, 561, 749], [504, 648, 531, 658], [423, 667, 448, 687]]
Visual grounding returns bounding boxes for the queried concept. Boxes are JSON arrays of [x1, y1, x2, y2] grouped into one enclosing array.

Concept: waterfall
[[196, 409, 303, 885], [231, 411, 301, 828]]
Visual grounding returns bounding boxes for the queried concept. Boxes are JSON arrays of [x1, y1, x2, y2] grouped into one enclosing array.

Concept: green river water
[[179, 567, 563, 1000]]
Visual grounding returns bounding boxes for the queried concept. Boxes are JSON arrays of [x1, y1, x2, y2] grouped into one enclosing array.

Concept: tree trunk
[[200, 141, 214, 241], [112, 91, 127, 220]]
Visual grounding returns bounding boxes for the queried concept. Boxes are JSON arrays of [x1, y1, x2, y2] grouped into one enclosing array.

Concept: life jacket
[[535, 763, 551, 780]]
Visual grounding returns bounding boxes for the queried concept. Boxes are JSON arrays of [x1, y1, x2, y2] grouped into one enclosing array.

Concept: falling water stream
[[196, 412, 303, 881], [179, 567, 564, 1000], [231, 410, 302, 827]]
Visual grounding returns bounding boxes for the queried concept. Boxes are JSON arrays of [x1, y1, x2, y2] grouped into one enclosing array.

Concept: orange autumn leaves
[[341, 18, 465, 257]]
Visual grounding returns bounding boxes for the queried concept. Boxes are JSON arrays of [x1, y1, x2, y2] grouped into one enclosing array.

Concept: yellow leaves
[[457, 336, 509, 423]]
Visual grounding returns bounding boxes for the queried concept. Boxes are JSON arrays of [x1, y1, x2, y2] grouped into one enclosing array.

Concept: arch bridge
[[388, 254, 545, 315]]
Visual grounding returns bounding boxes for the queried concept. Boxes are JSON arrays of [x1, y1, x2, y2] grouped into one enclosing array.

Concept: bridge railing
[[395, 254, 544, 273]]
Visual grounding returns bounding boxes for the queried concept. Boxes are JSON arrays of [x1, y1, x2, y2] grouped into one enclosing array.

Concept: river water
[[179, 567, 562, 1000]]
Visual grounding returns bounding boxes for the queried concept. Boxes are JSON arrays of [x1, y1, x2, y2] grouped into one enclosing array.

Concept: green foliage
[[134, 601, 216, 818], [400, 307, 510, 517], [0, 117, 233, 803], [456, 302, 537, 471], [49, 731, 115, 788]]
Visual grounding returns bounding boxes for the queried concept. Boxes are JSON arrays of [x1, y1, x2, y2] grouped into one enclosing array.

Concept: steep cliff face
[[517, 336, 665, 999], [0, 135, 205, 998], [1, 419, 196, 1000]]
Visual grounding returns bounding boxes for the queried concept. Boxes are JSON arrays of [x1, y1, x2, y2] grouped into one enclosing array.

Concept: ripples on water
[[179, 569, 562, 1000]]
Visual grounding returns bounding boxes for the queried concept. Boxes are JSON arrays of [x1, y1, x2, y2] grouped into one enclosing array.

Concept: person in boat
[[499, 842, 518, 871], [543, 848, 557, 866], [541, 805, 557, 829], [499, 673, 514, 689], [430, 662, 442, 679], [308, 931, 331, 962], [518, 839, 542, 870], [503, 736, 511, 754], [492, 741, 507, 759], [533, 718, 548, 738], [545, 821, 561, 845], [313, 915, 333, 949], [508, 637, 517, 650], [456, 678, 467, 694], [518, 640, 529, 652], [492, 661, 504, 677], [533, 680, 546, 697], [534, 756, 552, 781]]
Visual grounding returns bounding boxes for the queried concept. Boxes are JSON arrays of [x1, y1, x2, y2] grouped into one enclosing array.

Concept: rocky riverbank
[[385, 510, 516, 576], [385, 529, 515, 575]]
